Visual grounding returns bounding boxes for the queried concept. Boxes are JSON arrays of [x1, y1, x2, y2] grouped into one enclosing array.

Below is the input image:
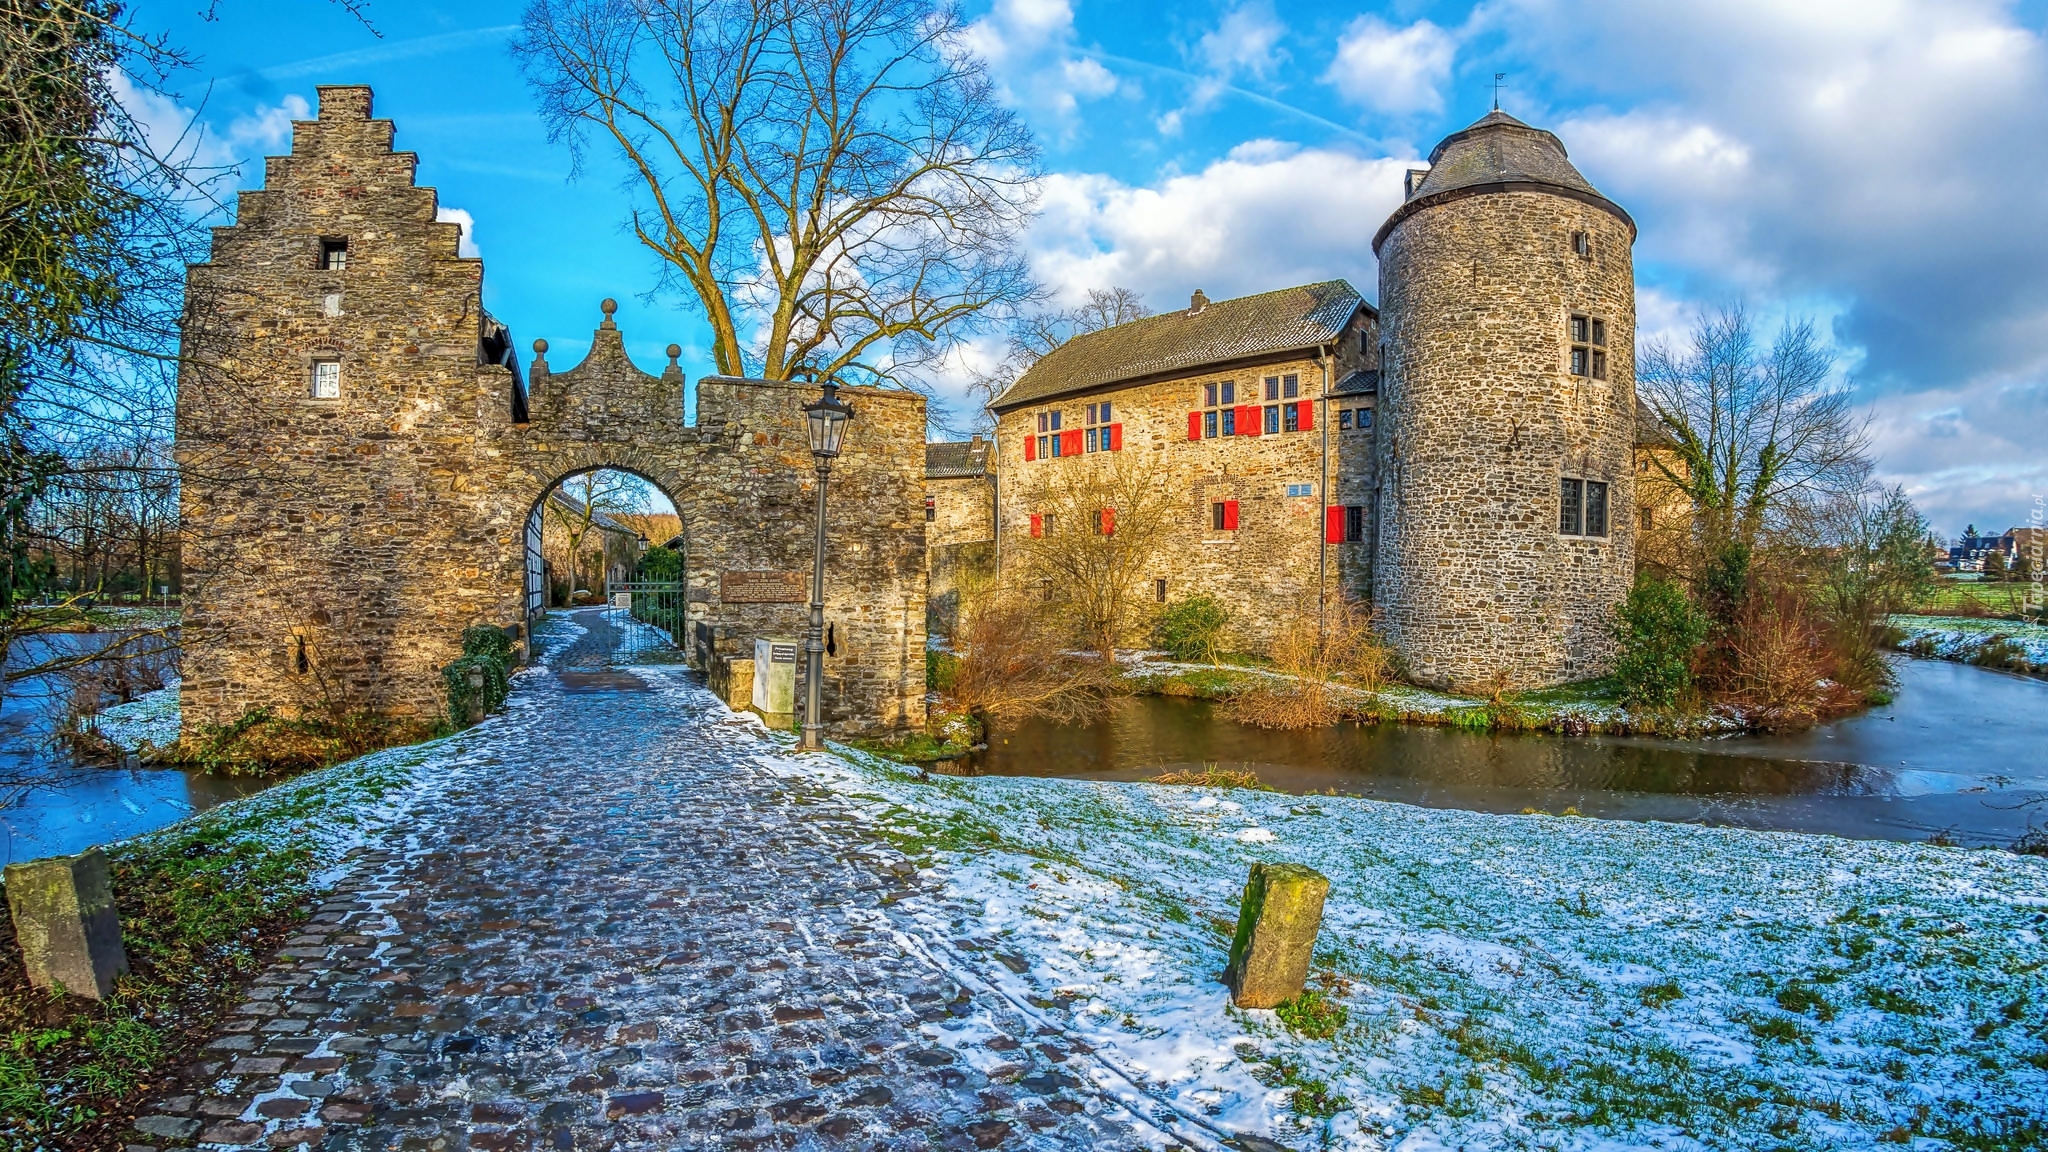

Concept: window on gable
[[311, 359, 341, 399], [319, 238, 348, 270]]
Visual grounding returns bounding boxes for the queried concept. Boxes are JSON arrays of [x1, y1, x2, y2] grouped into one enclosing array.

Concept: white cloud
[[436, 206, 481, 258], [1027, 141, 1412, 308], [1323, 17, 1457, 114], [109, 73, 308, 185], [962, 0, 1121, 126], [1198, 2, 1288, 82]]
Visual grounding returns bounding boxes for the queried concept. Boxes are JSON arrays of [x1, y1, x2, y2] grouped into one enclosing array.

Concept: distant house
[[924, 436, 996, 636], [542, 491, 647, 600], [1948, 525, 2019, 573]]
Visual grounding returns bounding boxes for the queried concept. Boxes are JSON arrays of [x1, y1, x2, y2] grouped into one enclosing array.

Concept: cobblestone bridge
[[134, 611, 1168, 1151]]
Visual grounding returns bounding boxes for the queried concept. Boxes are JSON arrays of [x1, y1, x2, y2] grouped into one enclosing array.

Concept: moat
[[963, 656, 2048, 847]]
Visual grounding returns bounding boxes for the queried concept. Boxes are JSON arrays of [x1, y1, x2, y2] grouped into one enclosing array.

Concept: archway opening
[[524, 468, 689, 658]]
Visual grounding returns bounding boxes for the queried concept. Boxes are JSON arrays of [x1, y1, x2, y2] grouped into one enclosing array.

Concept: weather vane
[[1493, 72, 1507, 111]]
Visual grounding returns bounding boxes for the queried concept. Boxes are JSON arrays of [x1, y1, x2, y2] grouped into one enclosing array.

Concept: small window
[[311, 359, 341, 399], [925, 495, 935, 522], [1204, 411, 1218, 438], [1041, 512, 1057, 534], [1204, 382, 1217, 407], [1049, 433, 1062, 458], [1572, 231, 1591, 259], [1085, 428, 1099, 453], [1285, 483, 1313, 498], [1099, 400, 1112, 422], [1037, 412, 1047, 433], [1155, 578, 1167, 603], [1211, 502, 1227, 531], [1570, 316, 1589, 343], [1345, 505, 1364, 543], [1358, 408, 1373, 430], [1264, 376, 1279, 401], [319, 238, 348, 270], [1221, 409, 1236, 436], [1283, 404, 1300, 433], [1560, 478, 1583, 535], [1571, 348, 1589, 376], [1569, 314, 1607, 380], [1340, 410, 1353, 430], [1586, 480, 1609, 537], [1590, 319, 1606, 347], [1049, 411, 1062, 431], [1591, 350, 1608, 380], [1264, 406, 1280, 435], [1037, 434, 1049, 459], [1220, 381, 1235, 405], [1283, 374, 1299, 399], [1639, 507, 1654, 532]]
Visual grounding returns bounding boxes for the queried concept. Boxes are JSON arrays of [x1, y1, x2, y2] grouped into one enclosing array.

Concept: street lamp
[[799, 379, 855, 750]]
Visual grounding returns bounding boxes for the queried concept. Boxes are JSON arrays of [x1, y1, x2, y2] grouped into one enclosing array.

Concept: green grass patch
[[842, 730, 973, 765], [1274, 989, 1348, 1040]]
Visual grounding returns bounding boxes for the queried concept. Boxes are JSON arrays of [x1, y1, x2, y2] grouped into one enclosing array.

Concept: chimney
[[1404, 168, 1430, 199], [1189, 289, 1209, 315], [970, 434, 983, 447]]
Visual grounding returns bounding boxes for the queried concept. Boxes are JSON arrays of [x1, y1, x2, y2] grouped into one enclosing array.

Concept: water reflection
[[965, 658, 2048, 847], [0, 630, 267, 864]]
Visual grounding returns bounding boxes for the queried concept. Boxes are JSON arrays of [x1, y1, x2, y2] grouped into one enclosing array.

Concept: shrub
[[1156, 595, 1228, 662], [1609, 575, 1709, 709], [443, 624, 515, 729], [1147, 764, 1271, 791], [926, 648, 960, 693], [637, 545, 682, 581], [185, 707, 427, 775], [1227, 597, 1391, 729]]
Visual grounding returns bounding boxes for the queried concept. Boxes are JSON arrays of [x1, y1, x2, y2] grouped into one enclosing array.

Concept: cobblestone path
[[134, 611, 1169, 1152]]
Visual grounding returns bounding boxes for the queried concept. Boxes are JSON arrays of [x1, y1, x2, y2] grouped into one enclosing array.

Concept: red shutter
[[1325, 505, 1344, 543], [1100, 507, 1116, 535], [1063, 429, 1082, 456], [1109, 423, 1123, 451], [1298, 401, 1314, 432], [1237, 405, 1260, 436], [1024, 435, 1036, 462], [1222, 500, 1239, 530], [1188, 411, 1202, 441], [1029, 513, 1042, 538]]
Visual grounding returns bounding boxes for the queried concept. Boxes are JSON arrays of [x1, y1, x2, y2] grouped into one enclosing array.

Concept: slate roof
[[925, 439, 992, 479], [547, 492, 640, 538], [1331, 368, 1379, 396], [1375, 110, 1634, 252], [1635, 399, 1677, 448], [991, 281, 1367, 411]]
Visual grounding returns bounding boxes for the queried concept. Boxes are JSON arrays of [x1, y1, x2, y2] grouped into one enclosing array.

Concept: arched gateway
[[173, 85, 927, 739]]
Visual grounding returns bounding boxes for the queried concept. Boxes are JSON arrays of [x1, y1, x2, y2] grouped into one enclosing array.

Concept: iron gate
[[604, 580, 689, 646], [524, 504, 545, 623]]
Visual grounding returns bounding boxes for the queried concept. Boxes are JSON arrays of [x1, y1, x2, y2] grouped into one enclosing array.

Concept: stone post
[[4, 849, 129, 1000], [1223, 861, 1328, 1009]]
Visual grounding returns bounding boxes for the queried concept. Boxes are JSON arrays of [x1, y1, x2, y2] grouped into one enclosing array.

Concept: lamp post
[[799, 379, 855, 750]]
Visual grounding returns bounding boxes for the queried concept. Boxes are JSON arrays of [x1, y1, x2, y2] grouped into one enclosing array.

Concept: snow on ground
[[93, 677, 181, 756], [1891, 614, 2048, 669], [755, 738, 2048, 1151]]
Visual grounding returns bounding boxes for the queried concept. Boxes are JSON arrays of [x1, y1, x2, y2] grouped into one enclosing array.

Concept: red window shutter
[[1100, 507, 1116, 535], [1223, 500, 1239, 530], [1325, 505, 1344, 543], [1188, 411, 1203, 441], [1109, 423, 1123, 451], [1024, 435, 1036, 462], [1237, 405, 1260, 436], [1029, 513, 1043, 538], [1298, 401, 1314, 432], [1064, 429, 1082, 456]]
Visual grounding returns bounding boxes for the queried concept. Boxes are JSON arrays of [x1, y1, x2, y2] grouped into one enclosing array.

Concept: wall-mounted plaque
[[720, 570, 809, 604]]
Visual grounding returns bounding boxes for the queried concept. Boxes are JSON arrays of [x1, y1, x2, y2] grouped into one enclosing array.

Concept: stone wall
[[1373, 189, 1637, 691], [175, 85, 927, 738], [926, 471, 995, 636], [992, 337, 1375, 654]]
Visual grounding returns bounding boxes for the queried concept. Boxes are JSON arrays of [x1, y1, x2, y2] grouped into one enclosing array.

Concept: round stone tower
[[1371, 110, 1637, 692]]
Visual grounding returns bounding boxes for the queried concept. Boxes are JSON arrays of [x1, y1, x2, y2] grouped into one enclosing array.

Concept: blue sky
[[132, 0, 2048, 540]]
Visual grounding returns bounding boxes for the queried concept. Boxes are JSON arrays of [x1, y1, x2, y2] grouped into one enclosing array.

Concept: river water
[[963, 657, 2048, 847], [0, 632, 264, 865]]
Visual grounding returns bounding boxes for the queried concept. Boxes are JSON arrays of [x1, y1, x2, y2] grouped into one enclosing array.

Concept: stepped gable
[[991, 280, 1366, 410], [1375, 109, 1634, 252]]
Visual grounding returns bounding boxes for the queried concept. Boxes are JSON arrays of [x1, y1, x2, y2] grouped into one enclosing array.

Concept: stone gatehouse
[[174, 85, 927, 738]]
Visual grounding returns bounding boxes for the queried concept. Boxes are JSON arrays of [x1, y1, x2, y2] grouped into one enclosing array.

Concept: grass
[[1910, 580, 2038, 618], [1146, 765, 1274, 791], [0, 737, 428, 1148], [841, 729, 974, 764], [1274, 989, 1348, 1040]]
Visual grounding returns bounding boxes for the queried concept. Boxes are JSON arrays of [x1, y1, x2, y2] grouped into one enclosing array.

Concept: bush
[[1609, 576, 1709, 709], [460, 624, 513, 662], [443, 624, 514, 729], [638, 546, 682, 581], [1156, 595, 1228, 662], [185, 707, 428, 775], [926, 648, 959, 693]]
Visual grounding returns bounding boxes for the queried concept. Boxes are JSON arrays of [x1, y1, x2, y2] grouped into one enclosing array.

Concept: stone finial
[[1223, 861, 1329, 1009], [4, 849, 129, 1000], [1189, 289, 1209, 315], [530, 338, 550, 376], [666, 343, 682, 366], [600, 298, 618, 329]]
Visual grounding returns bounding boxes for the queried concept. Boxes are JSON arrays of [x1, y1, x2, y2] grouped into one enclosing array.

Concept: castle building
[[924, 437, 995, 634], [960, 109, 1655, 690]]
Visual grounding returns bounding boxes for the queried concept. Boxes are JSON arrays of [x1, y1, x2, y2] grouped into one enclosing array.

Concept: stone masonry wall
[[175, 86, 927, 738], [926, 472, 995, 636], [1373, 189, 1637, 691], [992, 333, 1375, 655]]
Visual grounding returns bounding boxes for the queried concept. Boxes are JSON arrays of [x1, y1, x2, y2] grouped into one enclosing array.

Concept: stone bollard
[[4, 848, 130, 1000], [1224, 861, 1329, 1009]]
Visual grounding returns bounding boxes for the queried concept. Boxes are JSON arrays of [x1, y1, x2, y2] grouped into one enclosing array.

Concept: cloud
[[1027, 141, 1412, 308], [1484, 0, 2048, 533], [1198, 2, 1288, 81], [1323, 17, 1457, 114], [436, 206, 481, 258], [256, 26, 521, 81], [963, 0, 1120, 127], [109, 73, 308, 186]]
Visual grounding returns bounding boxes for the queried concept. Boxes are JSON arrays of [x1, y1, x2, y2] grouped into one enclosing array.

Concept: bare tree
[[1015, 453, 1176, 657], [1802, 484, 1937, 689], [545, 469, 651, 594], [515, 0, 1039, 387], [962, 287, 1151, 426]]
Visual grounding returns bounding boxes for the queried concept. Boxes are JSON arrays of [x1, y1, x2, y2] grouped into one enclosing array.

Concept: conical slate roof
[[1373, 110, 1633, 253]]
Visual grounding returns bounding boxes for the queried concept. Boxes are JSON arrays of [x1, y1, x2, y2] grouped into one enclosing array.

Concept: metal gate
[[524, 504, 546, 623], [604, 580, 689, 646]]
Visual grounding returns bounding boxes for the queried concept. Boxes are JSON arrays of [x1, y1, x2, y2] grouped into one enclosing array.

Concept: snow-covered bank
[[92, 677, 181, 757], [1890, 614, 2048, 677], [765, 738, 2048, 1151]]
